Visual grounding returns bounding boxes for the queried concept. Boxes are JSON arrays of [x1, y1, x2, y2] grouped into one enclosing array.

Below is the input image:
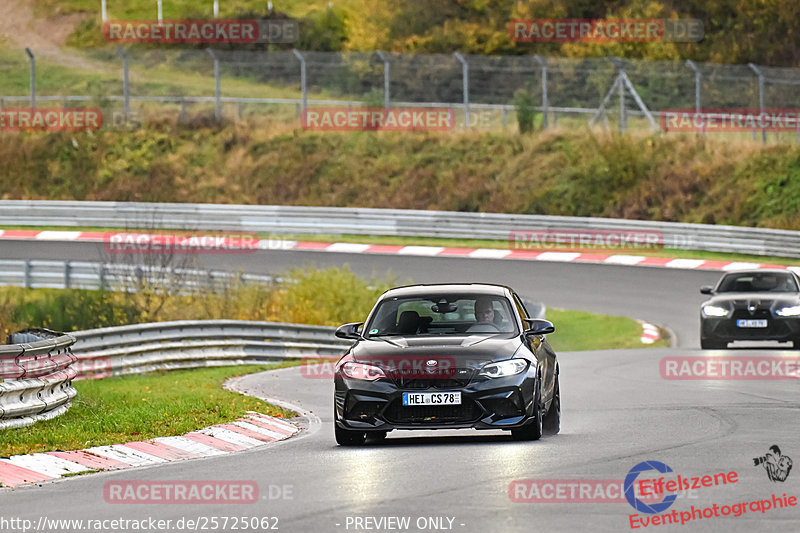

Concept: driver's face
[[476, 307, 494, 321]]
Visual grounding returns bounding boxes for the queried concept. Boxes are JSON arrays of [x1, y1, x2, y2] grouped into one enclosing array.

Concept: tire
[[792, 338, 800, 350], [335, 424, 367, 446], [542, 374, 561, 435], [511, 379, 543, 441], [700, 338, 726, 349]]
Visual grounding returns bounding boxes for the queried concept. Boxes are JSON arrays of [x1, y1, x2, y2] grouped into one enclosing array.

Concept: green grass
[[0, 362, 299, 457], [546, 308, 668, 351]]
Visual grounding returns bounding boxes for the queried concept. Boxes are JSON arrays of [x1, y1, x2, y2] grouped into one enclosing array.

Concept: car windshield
[[717, 272, 799, 293], [364, 294, 519, 337]]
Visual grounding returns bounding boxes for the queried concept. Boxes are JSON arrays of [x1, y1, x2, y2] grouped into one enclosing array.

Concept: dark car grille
[[731, 309, 771, 319], [391, 368, 474, 389], [384, 399, 482, 424]]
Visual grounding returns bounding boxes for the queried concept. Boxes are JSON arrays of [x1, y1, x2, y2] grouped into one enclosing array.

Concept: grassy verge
[[546, 309, 669, 351], [0, 362, 300, 457]]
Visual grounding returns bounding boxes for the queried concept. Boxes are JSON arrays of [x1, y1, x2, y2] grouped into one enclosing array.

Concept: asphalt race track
[[1, 240, 798, 532]]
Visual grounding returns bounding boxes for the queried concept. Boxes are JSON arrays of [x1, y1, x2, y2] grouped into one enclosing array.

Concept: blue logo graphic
[[624, 460, 677, 514]]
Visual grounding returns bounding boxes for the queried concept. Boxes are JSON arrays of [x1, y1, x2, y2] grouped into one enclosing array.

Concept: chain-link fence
[[3, 48, 800, 141]]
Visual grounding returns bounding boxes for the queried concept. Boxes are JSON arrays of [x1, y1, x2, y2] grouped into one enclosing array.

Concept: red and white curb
[[0, 412, 297, 488], [639, 321, 662, 344], [0, 230, 797, 272]]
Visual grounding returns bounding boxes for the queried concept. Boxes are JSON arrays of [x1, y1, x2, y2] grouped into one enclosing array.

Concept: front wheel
[[335, 424, 367, 446], [542, 374, 560, 435], [511, 380, 543, 441]]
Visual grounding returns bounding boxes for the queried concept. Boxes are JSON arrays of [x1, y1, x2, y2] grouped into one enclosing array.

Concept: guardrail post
[[115, 47, 130, 122], [24, 48, 35, 108], [64, 261, 71, 289], [99, 263, 107, 290], [686, 59, 703, 136], [24, 261, 32, 289], [206, 49, 221, 122], [454, 52, 469, 128], [748, 63, 767, 144], [292, 49, 307, 115], [376, 51, 390, 108], [533, 55, 548, 129]]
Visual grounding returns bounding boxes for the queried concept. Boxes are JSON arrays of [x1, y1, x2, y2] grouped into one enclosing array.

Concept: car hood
[[703, 292, 800, 309], [351, 334, 523, 369]]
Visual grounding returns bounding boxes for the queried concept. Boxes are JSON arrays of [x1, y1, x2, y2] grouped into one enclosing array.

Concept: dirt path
[[0, 0, 105, 72]]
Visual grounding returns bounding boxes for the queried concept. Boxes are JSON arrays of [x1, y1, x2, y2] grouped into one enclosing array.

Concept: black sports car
[[700, 269, 800, 349], [333, 283, 560, 445]]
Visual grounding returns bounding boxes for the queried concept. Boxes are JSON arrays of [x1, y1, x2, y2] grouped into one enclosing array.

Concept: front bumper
[[334, 372, 537, 431], [701, 314, 800, 343]]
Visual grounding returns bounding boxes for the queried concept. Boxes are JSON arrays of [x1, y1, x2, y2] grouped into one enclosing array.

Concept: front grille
[[391, 368, 474, 389], [384, 399, 482, 424], [731, 309, 771, 320]]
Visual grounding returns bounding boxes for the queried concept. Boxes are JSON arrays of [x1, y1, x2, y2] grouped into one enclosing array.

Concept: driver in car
[[468, 298, 499, 332]]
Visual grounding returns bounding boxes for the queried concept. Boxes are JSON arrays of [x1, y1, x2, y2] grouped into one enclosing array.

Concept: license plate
[[402, 392, 461, 406], [737, 319, 768, 328]]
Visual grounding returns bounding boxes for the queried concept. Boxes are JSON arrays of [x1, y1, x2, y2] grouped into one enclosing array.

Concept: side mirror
[[700, 286, 714, 295], [335, 322, 364, 340], [523, 318, 555, 336]]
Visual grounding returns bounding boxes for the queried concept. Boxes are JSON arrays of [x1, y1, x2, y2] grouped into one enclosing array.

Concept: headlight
[[340, 362, 386, 381], [702, 305, 729, 317], [479, 359, 528, 378], [776, 305, 800, 317]]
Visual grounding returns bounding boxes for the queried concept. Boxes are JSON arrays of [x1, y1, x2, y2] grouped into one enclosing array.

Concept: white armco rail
[[1, 200, 800, 258], [0, 321, 350, 429]]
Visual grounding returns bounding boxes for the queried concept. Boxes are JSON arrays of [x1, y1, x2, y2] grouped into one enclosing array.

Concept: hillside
[[2, 118, 798, 229]]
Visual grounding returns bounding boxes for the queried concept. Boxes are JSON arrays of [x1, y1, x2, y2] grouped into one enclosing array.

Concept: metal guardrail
[[70, 320, 351, 379], [0, 259, 275, 291], [2, 201, 800, 258], [0, 321, 350, 429], [0, 329, 78, 430]]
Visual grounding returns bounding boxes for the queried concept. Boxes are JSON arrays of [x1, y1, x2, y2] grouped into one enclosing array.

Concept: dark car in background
[[333, 283, 560, 445], [700, 269, 800, 349]]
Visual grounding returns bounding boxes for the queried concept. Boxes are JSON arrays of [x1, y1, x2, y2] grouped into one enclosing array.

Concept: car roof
[[720, 269, 799, 277], [379, 283, 512, 299]]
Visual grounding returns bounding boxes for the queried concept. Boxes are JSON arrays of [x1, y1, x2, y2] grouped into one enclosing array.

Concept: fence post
[[101, 0, 107, 22], [213, 0, 219, 18], [206, 49, 221, 122], [533, 55, 548, 129], [748, 63, 766, 144], [24, 48, 35, 108], [454, 52, 469, 128], [157, 0, 163, 23], [115, 47, 130, 121], [376, 51, 390, 108], [685, 59, 703, 136], [292, 49, 307, 115]]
